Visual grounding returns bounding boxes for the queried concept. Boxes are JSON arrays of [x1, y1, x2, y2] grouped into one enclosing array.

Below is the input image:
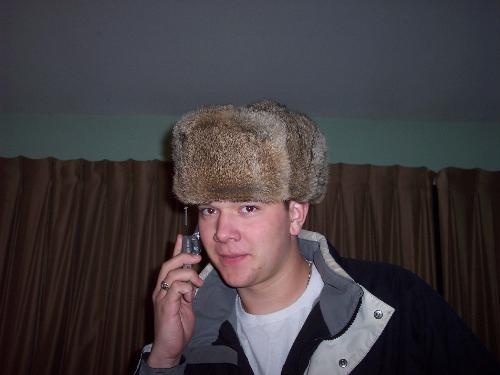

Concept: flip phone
[[181, 231, 202, 269], [181, 206, 202, 269]]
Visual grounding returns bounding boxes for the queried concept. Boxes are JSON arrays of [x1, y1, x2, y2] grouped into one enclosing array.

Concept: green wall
[[1, 114, 499, 171]]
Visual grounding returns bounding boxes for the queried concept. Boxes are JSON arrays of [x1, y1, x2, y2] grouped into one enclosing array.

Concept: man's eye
[[200, 207, 216, 216], [241, 206, 258, 215]]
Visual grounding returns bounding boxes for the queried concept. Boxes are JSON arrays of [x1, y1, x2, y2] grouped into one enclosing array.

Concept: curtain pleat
[[305, 163, 438, 288], [437, 168, 500, 361]]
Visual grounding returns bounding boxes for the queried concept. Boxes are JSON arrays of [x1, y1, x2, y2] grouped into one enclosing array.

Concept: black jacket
[[137, 230, 499, 374]]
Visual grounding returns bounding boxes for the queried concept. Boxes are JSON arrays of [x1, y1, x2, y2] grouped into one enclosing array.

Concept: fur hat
[[172, 101, 328, 204]]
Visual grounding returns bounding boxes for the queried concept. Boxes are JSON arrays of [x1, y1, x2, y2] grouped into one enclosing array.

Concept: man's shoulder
[[338, 255, 437, 306], [339, 254, 421, 282], [336, 255, 460, 332]]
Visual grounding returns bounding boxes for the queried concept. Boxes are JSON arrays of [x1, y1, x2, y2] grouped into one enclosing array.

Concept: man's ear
[[288, 201, 309, 236]]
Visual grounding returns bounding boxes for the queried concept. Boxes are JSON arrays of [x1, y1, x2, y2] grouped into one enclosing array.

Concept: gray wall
[[2, 114, 499, 171], [1, 1, 499, 169]]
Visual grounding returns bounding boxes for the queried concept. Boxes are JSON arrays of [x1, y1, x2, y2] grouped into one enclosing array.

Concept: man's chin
[[217, 272, 250, 289]]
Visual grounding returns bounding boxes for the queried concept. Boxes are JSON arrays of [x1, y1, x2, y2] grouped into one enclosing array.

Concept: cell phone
[[181, 230, 202, 269]]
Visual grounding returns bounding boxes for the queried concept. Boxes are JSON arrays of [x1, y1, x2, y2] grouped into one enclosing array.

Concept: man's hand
[[147, 235, 204, 368]]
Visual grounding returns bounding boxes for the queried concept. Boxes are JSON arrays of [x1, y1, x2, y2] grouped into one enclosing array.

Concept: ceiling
[[2, 0, 499, 121]]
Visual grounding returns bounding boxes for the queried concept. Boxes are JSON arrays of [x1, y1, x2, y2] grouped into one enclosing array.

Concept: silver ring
[[160, 280, 170, 291]]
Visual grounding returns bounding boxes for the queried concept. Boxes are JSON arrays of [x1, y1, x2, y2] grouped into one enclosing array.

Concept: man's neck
[[237, 247, 311, 315]]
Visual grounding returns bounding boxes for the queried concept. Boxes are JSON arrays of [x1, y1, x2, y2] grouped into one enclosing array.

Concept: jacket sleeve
[[134, 345, 186, 375]]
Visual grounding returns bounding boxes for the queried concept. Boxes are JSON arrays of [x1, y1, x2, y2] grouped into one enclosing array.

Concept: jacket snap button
[[339, 358, 348, 368], [374, 310, 384, 319]]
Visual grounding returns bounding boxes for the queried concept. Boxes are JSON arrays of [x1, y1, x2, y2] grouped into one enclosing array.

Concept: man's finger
[[154, 235, 201, 292], [172, 234, 183, 257], [158, 279, 197, 304]]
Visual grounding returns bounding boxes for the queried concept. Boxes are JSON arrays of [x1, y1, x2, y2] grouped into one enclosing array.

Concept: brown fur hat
[[172, 101, 328, 204]]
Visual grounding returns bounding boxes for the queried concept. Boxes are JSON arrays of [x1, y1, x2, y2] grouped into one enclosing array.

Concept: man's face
[[197, 201, 304, 291]]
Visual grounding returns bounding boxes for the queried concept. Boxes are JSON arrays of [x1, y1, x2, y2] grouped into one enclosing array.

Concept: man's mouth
[[219, 254, 248, 266]]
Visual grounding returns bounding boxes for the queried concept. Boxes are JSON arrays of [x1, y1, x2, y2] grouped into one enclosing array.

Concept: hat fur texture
[[172, 101, 328, 204]]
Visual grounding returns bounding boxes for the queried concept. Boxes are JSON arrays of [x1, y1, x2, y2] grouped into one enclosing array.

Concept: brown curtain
[[437, 168, 500, 362], [0, 157, 185, 374], [304, 163, 438, 288], [1, 157, 498, 373]]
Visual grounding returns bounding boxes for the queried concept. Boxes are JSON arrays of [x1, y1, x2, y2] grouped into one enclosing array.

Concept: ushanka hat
[[172, 100, 328, 204]]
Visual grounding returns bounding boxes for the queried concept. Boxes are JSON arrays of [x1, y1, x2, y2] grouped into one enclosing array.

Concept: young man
[[136, 101, 499, 374]]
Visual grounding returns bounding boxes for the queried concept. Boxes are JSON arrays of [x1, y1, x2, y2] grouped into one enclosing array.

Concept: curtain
[[1, 157, 498, 373], [0, 157, 185, 374], [304, 163, 438, 288], [437, 168, 500, 362]]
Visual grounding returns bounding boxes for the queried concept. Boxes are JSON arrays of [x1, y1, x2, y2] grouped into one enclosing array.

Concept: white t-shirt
[[235, 264, 324, 375]]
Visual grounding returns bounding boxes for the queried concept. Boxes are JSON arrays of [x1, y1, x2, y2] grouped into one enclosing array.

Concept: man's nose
[[213, 212, 240, 242]]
